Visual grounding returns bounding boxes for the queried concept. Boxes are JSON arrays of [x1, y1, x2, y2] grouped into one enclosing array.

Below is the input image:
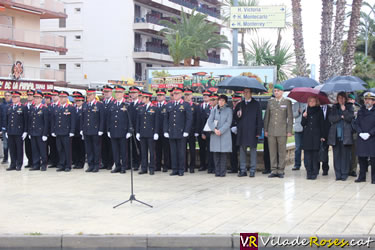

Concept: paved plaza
[[1, 157, 375, 237]]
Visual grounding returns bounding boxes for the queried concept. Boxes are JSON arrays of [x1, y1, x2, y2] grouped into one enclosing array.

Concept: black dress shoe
[[336, 177, 341, 181], [16, 167, 21, 171], [29, 167, 40, 171], [111, 167, 120, 173], [178, 172, 184, 176], [262, 170, 271, 174], [48, 165, 57, 168], [322, 171, 328, 176], [227, 170, 237, 174], [238, 172, 247, 177], [268, 173, 278, 178], [72, 166, 80, 169], [85, 167, 94, 173], [207, 169, 214, 174], [349, 171, 357, 177], [341, 176, 348, 181], [215, 174, 220, 177], [162, 168, 168, 172], [149, 170, 155, 175], [189, 169, 195, 173], [355, 179, 365, 183], [24, 165, 31, 168], [306, 176, 311, 180], [249, 172, 255, 178], [155, 168, 161, 172], [138, 170, 147, 175], [372, 180, 375, 184], [133, 168, 139, 171], [6, 167, 16, 171], [65, 168, 71, 172], [292, 166, 300, 171], [120, 169, 126, 174], [278, 174, 284, 178], [92, 168, 99, 173], [198, 167, 207, 171], [1, 159, 8, 164], [106, 166, 113, 170], [41, 167, 47, 171], [56, 168, 64, 172], [310, 175, 317, 180], [170, 172, 178, 176]]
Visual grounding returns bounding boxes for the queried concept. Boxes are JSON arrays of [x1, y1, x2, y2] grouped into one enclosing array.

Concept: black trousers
[[31, 136, 47, 169], [56, 135, 72, 170], [214, 152, 227, 176], [198, 135, 208, 168], [304, 150, 319, 178], [47, 136, 59, 166], [111, 137, 128, 170], [230, 133, 239, 172], [140, 138, 155, 172], [128, 138, 140, 169], [84, 135, 101, 170], [155, 135, 170, 170], [25, 136, 32, 166], [170, 138, 186, 174], [358, 156, 375, 182], [186, 135, 196, 170], [206, 135, 215, 172], [72, 136, 85, 167], [263, 137, 271, 172], [332, 140, 351, 179], [8, 134, 23, 169], [101, 132, 114, 169]]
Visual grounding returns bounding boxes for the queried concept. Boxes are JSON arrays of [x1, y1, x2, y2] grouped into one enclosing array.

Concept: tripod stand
[[113, 104, 153, 209]]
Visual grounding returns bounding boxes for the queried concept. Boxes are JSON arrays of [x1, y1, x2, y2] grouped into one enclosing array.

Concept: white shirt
[[35, 103, 42, 109], [89, 99, 95, 106]]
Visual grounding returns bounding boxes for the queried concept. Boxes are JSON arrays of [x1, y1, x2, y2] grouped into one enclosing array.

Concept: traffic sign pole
[[232, 0, 238, 66]]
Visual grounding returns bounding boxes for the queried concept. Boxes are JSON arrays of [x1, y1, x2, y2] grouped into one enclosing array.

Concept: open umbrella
[[369, 88, 375, 93], [280, 77, 319, 91], [320, 76, 366, 93], [288, 87, 331, 105], [217, 76, 267, 92]]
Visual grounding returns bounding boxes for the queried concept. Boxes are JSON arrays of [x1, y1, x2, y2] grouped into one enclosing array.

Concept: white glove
[[194, 133, 199, 137], [183, 132, 189, 137], [5, 132, 7, 139], [69, 133, 74, 137], [231, 126, 238, 134], [80, 131, 83, 136], [28, 135, 31, 139], [98, 131, 103, 136], [126, 133, 132, 139], [42, 136, 48, 142], [164, 132, 169, 138], [107, 132, 111, 138], [136, 133, 140, 141], [22, 132, 27, 140], [51, 133, 56, 137], [81, 135, 84, 140], [154, 133, 159, 141], [360, 132, 370, 140]]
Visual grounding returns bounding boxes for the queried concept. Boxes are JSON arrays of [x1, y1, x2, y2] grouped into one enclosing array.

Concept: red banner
[[0, 79, 54, 91], [151, 83, 184, 89]]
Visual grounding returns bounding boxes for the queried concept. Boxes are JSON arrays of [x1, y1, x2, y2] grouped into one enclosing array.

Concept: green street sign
[[230, 6, 286, 28]]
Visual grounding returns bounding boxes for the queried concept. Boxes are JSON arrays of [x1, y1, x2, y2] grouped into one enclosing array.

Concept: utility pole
[[232, 0, 238, 66]]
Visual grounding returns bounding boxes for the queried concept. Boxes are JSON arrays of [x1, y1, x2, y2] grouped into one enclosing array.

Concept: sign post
[[230, 6, 286, 29]]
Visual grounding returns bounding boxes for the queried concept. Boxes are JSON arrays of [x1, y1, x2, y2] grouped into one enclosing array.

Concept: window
[[59, 8, 66, 28], [75, 35, 81, 40], [59, 64, 66, 70], [74, 63, 81, 69], [74, 8, 81, 13], [45, 64, 51, 68]]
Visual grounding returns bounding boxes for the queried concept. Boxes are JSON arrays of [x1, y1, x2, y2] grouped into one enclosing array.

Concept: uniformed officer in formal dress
[[136, 91, 159, 175], [163, 87, 192, 176], [44, 93, 52, 106], [48, 90, 60, 168], [24, 89, 35, 168], [107, 85, 132, 173], [128, 86, 143, 170], [28, 90, 49, 171], [155, 89, 170, 172], [197, 90, 212, 172], [80, 89, 104, 173], [183, 89, 198, 173], [206, 93, 218, 174], [229, 94, 242, 174], [264, 84, 293, 178], [71, 92, 85, 169], [51, 91, 75, 172], [5, 91, 28, 171], [101, 85, 115, 170]]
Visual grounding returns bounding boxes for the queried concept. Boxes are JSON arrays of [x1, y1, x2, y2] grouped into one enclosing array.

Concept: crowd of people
[[0, 84, 374, 183]]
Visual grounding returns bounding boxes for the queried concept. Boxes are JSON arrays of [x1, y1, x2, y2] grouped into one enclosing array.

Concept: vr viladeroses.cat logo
[[240, 233, 258, 250]]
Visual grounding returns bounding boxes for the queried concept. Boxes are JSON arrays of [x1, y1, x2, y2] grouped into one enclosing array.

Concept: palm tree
[[319, 0, 334, 83], [342, 0, 363, 75], [330, 0, 347, 76], [291, 0, 308, 77]]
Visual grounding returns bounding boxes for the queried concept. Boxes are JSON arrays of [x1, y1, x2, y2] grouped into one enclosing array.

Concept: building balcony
[[0, 0, 66, 19], [134, 13, 178, 34], [0, 24, 67, 52], [133, 44, 173, 64], [0, 64, 66, 81], [168, 0, 220, 19]]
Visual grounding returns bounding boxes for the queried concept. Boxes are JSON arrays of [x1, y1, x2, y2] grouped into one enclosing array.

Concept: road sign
[[230, 6, 286, 28]]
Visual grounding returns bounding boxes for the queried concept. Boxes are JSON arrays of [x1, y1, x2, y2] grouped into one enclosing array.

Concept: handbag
[[319, 141, 328, 162], [203, 109, 217, 132]]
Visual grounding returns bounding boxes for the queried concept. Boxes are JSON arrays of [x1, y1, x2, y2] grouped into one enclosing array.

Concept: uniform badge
[[179, 105, 184, 110], [37, 110, 43, 115], [121, 106, 127, 112], [64, 109, 70, 115], [17, 108, 22, 114], [93, 106, 98, 112]]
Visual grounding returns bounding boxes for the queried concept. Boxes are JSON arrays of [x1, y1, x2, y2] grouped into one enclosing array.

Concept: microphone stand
[[113, 103, 153, 209]]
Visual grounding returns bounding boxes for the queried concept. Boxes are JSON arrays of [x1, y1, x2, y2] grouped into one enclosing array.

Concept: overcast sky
[[247, 0, 375, 79]]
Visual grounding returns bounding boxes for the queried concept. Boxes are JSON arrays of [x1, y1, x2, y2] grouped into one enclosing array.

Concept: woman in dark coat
[[327, 92, 354, 181], [301, 96, 325, 180]]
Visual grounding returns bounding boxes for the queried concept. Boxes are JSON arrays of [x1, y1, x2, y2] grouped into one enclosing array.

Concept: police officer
[[136, 91, 159, 175], [155, 89, 170, 172], [28, 91, 49, 171], [24, 89, 34, 168], [44, 93, 52, 106], [164, 87, 192, 176], [184, 89, 198, 173], [197, 90, 212, 172], [128, 86, 142, 170], [80, 89, 104, 173], [5, 91, 28, 171], [51, 91, 75, 172], [229, 94, 242, 173], [72, 92, 85, 169], [101, 85, 115, 170], [107, 85, 132, 174], [206, 93, 218, 174], [48, 90, 60, 168]]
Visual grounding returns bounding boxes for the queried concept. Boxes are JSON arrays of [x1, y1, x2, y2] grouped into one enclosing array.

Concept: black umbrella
[[280, 77, 319, 91], [217, 76, 267, 92], [369, 88, 375, 93], [320, 76, 366, 93]]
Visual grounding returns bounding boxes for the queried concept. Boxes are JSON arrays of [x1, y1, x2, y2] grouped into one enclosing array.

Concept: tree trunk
[[275, 28, 282, 54], [240, 30, 247, 65], [193, 56, 200, 66], [184, 57, 192, 66], [330, 0, 346, 77], [342, 0, 363, 75], [319, 0, 334, 83], [291, 0, 308, 77]]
